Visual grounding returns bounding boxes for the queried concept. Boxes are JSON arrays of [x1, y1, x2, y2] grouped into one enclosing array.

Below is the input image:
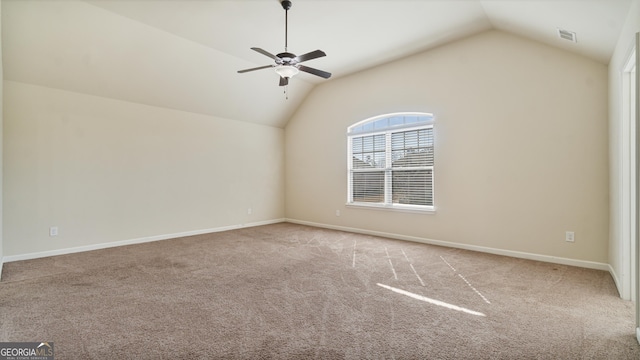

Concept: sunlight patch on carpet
[[377, 283, 486, 317], [440, 255, 491, 304], [352, 240, 357, 268], [384, 247, 398, 280], [458, 274, 491, 304]]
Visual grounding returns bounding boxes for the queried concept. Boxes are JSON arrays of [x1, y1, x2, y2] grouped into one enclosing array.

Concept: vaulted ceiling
[[2, 0, 633, 128]]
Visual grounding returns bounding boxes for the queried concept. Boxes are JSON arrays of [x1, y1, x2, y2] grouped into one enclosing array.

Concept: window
[[347, 113, 434, 211]]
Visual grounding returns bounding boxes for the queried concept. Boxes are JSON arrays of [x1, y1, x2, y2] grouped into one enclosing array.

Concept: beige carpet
[[1, 223, 638, 359]]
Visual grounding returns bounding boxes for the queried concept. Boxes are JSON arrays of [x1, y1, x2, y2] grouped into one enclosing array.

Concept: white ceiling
[[2, 0, 633, 128]]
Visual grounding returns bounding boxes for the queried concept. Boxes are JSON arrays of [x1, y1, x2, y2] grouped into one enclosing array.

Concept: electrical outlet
[[565, 231, 575, 242], [336, 210, 341, 217], [49, 226, 58, 237], [247, 208, 252, 215]]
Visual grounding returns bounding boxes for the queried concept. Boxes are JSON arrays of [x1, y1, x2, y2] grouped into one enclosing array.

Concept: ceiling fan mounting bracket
[[281, 1, 292, 11]]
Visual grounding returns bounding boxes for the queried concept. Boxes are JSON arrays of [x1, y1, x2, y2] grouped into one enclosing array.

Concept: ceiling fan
[[237, 0, 331, 87]]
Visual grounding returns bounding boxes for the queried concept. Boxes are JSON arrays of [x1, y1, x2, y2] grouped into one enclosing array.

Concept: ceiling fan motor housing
[[277, 52, 297, 63]]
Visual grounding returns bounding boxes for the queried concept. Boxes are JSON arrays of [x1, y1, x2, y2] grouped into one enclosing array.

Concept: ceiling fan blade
[[294, 50, 326, 63], [251, 47, 278, 60], [237, 64, 274, 73], [279, 76, 289, 87], [298, 65, 332, 79]]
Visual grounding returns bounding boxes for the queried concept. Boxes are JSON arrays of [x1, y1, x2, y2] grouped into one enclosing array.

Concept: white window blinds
[[348, 113, 434, 210]]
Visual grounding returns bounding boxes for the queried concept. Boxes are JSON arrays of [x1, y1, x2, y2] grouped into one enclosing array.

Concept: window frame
[[346, 112, 435, 213]]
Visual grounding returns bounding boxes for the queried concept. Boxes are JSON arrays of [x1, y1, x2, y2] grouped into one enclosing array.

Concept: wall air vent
[[557, 29, 577, 43]]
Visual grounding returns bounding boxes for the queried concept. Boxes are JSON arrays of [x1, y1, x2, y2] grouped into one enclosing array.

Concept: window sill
[[345, 202, 436, 214]]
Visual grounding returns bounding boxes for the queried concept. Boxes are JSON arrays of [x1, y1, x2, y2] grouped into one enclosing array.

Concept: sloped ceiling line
[[3, 0, 632, 128]]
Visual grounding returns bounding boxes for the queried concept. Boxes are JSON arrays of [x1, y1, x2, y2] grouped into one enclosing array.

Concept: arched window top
[[348, 112, 434, 135]]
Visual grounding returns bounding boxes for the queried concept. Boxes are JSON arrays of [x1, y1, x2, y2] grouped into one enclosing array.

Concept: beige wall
[[4, 81, 285, 257], [286, 30, 609, 264], [608, 0, 640, 296]]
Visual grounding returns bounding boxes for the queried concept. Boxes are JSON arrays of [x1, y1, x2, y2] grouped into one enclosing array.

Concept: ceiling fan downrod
[[282, 0, 292, 52]]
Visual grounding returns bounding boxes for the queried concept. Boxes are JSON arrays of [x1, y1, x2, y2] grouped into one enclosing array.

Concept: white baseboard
[[608, 264, 625, 299], [0, 260, 3, 280], [285, 218, 610, 272], [3, 217, 611, 273], [2, 219, 285, 263]]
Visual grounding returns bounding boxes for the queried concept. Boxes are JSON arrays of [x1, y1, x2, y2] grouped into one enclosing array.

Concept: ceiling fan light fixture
[[274, 65, 299, 78]]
